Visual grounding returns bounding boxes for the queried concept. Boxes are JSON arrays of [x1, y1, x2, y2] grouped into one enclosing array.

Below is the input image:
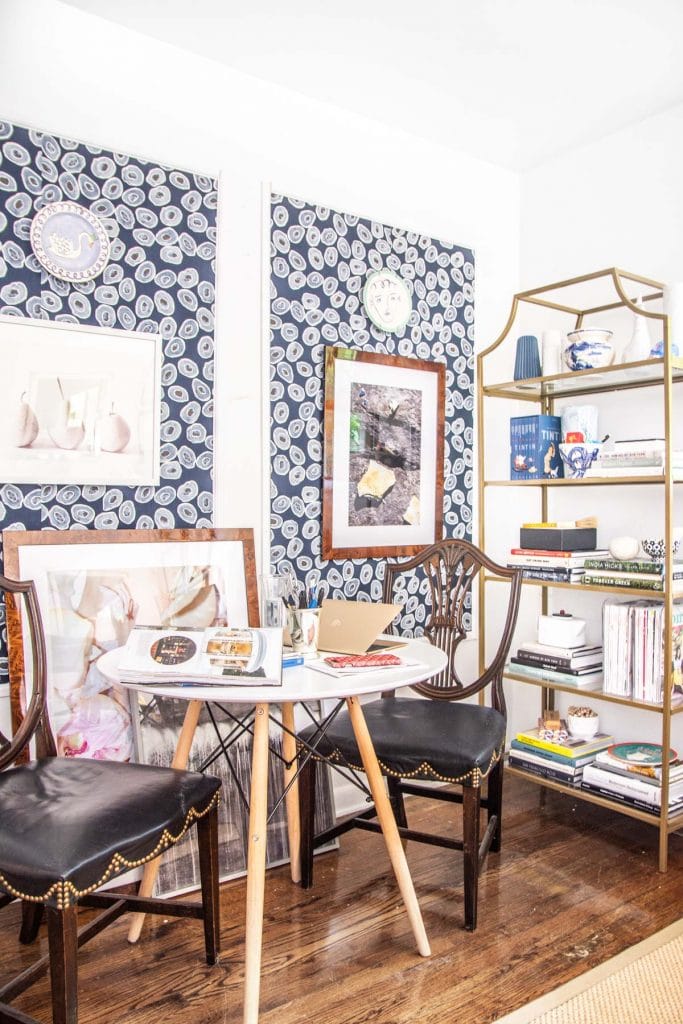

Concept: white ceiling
[[63, 0, 683, 170]]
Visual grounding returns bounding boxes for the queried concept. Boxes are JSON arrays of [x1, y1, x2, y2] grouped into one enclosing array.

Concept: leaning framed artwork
[[322, 346, 446, 559], [3, 527, 259, 759], [0, 314, 161, 486]]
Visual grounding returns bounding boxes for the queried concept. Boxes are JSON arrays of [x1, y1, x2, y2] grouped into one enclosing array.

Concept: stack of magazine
[[602, 598, 683, 702], [118, 625, 284, 686]]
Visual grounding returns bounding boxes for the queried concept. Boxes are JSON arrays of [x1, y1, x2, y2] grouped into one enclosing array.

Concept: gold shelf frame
[[476, 267, 681, 871]]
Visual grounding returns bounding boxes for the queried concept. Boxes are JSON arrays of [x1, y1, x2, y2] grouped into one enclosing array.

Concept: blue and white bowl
[[559, 442, 601, 478], [564, 328, 615, 371]]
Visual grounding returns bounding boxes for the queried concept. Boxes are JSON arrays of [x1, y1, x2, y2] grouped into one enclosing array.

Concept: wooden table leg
[[127, 698, 203, 944], [243, 702, 270, 1024], [345, 696, 431, 958], [280, 701, 301, 884]]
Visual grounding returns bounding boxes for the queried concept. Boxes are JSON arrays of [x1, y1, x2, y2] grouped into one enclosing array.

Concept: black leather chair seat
[[0, 758, 221, 906], [300, 699, 506, 783]]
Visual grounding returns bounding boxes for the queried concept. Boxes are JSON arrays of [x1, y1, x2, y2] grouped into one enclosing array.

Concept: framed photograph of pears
[[322, 346, 446, 559], [0, 314, 161, 485]]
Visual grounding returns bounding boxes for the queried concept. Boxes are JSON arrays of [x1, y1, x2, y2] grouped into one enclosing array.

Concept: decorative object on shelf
[[564, 327, 615, 370], [622, 296, 651, 363], [541, 329, 563, 376], [513, 334, 542, 380], [29, 200, 110, 282], [537, 611, 587, 648], [608, 536, 640, 560], [510, 414, 563, 479], [606, 742, 677, 767], [558, 442, 601, 478], [362, 268, 412, 333], [567, 706, 599, 739], [560, 404, 599, 443], [641, 537, 682, 561]]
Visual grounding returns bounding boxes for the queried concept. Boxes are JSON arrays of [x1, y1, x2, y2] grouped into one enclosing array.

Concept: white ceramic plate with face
[[362, 268, 412, 333]]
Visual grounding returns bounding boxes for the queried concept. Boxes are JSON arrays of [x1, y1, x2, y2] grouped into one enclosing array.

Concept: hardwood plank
[[1, 773, 682, 1024]]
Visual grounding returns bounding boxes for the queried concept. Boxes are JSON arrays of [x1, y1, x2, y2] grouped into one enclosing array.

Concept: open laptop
[[317, 599, 406, 655]]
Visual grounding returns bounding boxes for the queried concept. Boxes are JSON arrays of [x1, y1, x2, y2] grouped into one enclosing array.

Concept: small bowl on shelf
[[567, 707, 599, 739], [558, 442, 601, 479], [564, 328, 615, 371], [641, 537, 681, 561]]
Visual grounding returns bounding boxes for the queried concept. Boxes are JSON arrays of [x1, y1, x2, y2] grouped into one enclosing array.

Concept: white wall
[[0, 1, 521, 803], [518, 107, 683, 751]]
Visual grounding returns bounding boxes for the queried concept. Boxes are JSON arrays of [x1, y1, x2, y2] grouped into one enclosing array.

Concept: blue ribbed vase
[[513, 334, 542, 380]]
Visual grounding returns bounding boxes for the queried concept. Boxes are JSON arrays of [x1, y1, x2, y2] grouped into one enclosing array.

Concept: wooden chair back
[[382, 538, 522, 711]]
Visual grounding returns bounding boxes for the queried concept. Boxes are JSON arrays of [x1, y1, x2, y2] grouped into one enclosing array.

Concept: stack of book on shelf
[[585, 438, 683, 478], [602, 598, 683, 702], [507, 547, 609, 585], [508, 724, 613, 787], [508, 640, 604, 689], [581, 744, 683, 815], [582, 555, 683, 593]]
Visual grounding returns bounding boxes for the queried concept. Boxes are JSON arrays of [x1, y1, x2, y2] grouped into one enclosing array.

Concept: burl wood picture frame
[[322, 346, 446, 559]]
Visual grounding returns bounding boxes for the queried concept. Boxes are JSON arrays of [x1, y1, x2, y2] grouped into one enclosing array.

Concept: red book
[[510, 547, 608, 558]]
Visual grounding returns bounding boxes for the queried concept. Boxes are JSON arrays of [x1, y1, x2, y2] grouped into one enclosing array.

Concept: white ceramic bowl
[[567, 712, 599, 739], [564, 328, 615, 371]]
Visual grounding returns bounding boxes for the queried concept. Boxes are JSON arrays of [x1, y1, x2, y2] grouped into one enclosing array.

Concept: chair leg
[[387, 777, 408, 830], [196, 802, 221, 965], [46, 905, 78, 1024], [487, 758, 504, 854], [462, 784, 481, 932], [298, 755, 317, 890], [19, 902, 43, 945]]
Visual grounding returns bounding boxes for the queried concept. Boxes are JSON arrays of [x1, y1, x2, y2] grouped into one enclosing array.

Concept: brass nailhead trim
[[0, 791, 221, 909], [300, 744, 501, 786]]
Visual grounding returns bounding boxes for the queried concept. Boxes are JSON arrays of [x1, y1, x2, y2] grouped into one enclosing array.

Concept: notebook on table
[[317, 599, 406, 655]]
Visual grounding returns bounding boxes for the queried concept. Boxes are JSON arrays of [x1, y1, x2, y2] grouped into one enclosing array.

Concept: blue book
[[509, 414, 564, 480]]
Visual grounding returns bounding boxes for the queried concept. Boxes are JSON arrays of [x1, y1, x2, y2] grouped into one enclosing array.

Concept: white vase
[[622, 296, 651, 363]]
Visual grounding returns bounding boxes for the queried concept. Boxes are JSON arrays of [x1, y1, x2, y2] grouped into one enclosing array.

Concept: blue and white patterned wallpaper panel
[[0, 119, 217, 679], [269, 193, 474, 634]]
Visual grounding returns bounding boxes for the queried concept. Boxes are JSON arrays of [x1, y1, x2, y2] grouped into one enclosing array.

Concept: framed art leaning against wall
[[322, 346, 446, 559]]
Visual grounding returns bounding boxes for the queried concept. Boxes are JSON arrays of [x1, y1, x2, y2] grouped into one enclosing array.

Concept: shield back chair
[[0, 574, 222, 1024], [297, 538, 521, 931]]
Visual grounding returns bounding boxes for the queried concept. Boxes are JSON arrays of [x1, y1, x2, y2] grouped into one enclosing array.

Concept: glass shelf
[[485, 574, 683, 599], [503, 668, 683, 714], [483, 356, 683, 401], [484, 475, 682, 487], [505, 764, 683, 829]]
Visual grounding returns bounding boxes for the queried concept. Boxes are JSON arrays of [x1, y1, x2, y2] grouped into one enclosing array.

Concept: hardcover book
[[509, 414, 564, 480], [515, 727, 613, 758]]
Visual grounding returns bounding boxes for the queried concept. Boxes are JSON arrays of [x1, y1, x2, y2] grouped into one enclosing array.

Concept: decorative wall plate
[[30, 201, 110, 282], [362, 268, 412, 333]]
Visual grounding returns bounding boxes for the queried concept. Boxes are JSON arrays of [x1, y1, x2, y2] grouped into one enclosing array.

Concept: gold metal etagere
[[477, 268, 681, 872]]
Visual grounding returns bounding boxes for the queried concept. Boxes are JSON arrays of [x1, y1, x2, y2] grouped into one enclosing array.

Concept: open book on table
[[118, 625, 284, 686]]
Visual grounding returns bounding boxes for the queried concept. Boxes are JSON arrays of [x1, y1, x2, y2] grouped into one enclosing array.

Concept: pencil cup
[[287, 608, 320, 655]]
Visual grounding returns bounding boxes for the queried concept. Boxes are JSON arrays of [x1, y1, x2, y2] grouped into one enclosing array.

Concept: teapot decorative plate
[[30, 201, 110, 282]]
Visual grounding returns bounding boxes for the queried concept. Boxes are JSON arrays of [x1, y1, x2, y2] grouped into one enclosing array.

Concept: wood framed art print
[[322, 346, 445, 559]]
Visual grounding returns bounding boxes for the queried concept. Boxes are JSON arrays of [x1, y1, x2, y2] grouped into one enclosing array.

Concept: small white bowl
[[567, 713, 599, 739]]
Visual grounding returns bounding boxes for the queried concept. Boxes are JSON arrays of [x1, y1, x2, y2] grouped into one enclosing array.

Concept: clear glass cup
[[259, 574, 287, 629]]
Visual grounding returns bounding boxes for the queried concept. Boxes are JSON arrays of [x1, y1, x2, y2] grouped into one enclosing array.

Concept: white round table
[[99, 638, 447, 1024]]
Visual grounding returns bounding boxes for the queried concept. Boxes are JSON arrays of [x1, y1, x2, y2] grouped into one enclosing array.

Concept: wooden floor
[[2, 771, 683, 1024]]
